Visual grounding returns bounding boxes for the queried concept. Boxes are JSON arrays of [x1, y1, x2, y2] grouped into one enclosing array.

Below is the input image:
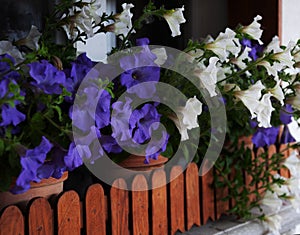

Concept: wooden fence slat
[[0, 206, 24, 235], [245, 150, 256, 203], [200, 163, 215, 224], [240, 137, 256, 204], [85, 184, 106, 235], [215, 177, 229, 220], [257, 147, 265, 195], [152, 169, 168, 235], [170, 165, 185, 234], [111, 178, 130, 235], [268, 145, 278, 177], [29, 198, 53, 235], [132, 174, 149, 235], [280, 144, 291, 178], [185, 163, 201, 229], [57, 190, 81, 235]]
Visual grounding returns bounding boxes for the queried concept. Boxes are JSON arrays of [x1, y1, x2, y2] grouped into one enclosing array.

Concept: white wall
[[281, 0, 300, 45]]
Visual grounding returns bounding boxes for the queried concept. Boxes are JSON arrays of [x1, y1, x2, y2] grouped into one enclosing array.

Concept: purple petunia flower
[[37, 148, 67, 179], [120, 66, 160, 99], [250, 119, 258, 129], [240, 38, 264, 61], [252, 127, 280, 148], [95, 89, 111, 129], [0, 54, 15, 74], [29, 60, 66, 94], [248, 44, 264, 60], [10, 136, 52, 194], [136, 37, 150, 46], [280, 104, 293, 124], [64, 53, 95, 95], [0, 104, 26, 127], [241, 38, 252, 48], [119, 38, 160, 99], [0, 54, 21, 98], [71, 88, 111, 132], [111, 98, 133, 142], [144, 130, 169, 164], [129, 103, 161, 144], [100, 135, 123, 154], [70, 126, 104, 165], [280, 125, 296, 144], [64, 142, 85, 171], [0, 79, 10, 99], [135, 37, 158, 62]]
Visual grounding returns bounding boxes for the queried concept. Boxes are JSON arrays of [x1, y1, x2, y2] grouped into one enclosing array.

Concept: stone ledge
[[177, 205, 300, 235]]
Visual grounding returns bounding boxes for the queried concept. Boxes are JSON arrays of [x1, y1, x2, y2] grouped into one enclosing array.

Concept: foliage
[[1, 1, 300, 230]]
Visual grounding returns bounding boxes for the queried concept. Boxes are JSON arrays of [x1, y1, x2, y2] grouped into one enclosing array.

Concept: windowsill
[[177, 205, 300, 235]]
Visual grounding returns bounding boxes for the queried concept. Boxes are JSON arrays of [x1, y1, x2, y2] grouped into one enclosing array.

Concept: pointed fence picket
[[0, 147, 293, 235]]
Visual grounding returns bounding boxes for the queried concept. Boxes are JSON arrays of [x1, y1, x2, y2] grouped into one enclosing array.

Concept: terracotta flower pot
[[118, 155, 169, 171], [0, 171, 68, 211]]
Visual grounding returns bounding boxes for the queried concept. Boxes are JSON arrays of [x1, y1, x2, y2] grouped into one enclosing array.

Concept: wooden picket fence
[[0, 143, 291, 235]]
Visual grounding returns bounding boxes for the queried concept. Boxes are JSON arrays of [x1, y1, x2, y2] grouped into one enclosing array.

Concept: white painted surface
[[281, 0, 300, 45], [281, 1, 300, 232], [279, 1, 300, 231]]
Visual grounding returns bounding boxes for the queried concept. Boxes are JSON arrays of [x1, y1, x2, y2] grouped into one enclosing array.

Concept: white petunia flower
[[257, 60, 281, 80], [223, 83, 241, 93], [287, 117, 300, 142], [241, 15, 263, 44], [288, 196, 300, 213], [268, 80, 284, 105], [287, 85, 300, 110], [223, 28, 241, 57], [263, 37, 295, 74], [169, 115, 189, 141], [63, 0, 103, 39], [0, 41, 24, 63], [163, 6, 186, 37], [231, 47, 252, 69], [272, 47, 295, 70], [255, 93, 275, 128], [180, 96, 203, 129], [169, 96, 202, 141], [234, 80, 265, 119], [151, 47, 167, 66], [187, 48, 204, 63], [260, 190, 283, 212], [286, 177, 300, 195], [194, 57, 220, 97], [76, 7, 95, 37], [16, 25, 42, 51], [263, 214, 282, 235], [293, 46, 300, 63], [265, 36, 282, 53], [283, 150, 300, 177], [205, 28, 241, 61], [112, 3, 135, 36], [271, 175, 289, 196], [85, 0, 102, 24]]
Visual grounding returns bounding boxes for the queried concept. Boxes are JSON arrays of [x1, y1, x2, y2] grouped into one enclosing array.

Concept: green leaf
[[161, 143, 173, 158], [52, 105, 63, 121], [0, 139, 4, 156], [31, 112, 46, 130]]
